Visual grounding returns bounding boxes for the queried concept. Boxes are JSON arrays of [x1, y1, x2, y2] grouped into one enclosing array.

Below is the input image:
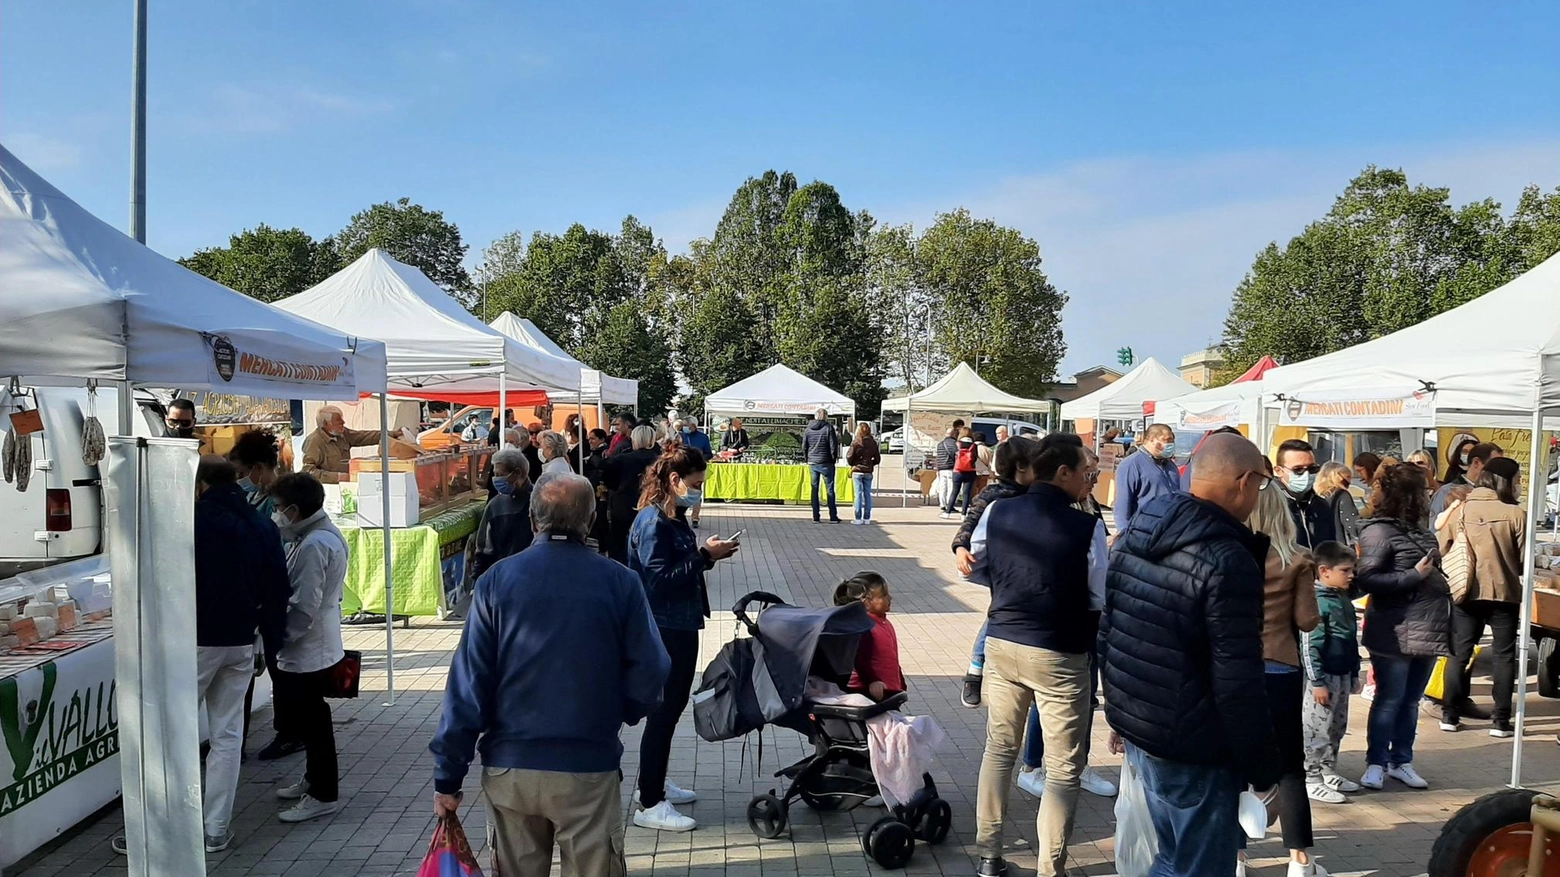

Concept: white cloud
[[179, 84, 395, 136], [7, 132, 86, 173], [876, 139, 1560, 375]]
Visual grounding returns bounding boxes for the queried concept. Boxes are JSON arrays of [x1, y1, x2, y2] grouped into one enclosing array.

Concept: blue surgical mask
[[1287, 472, 1316, 494], [1157, 442, 1177, 459], [682, 426, 693, 434], [493, 477, 514, 496], [677, 488, 703, 508]]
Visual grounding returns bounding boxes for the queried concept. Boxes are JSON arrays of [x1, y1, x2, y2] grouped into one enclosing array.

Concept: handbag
[[324, 649, 362, 699], [417, 813, 485, 877], [1442, 506, 1474, 604]]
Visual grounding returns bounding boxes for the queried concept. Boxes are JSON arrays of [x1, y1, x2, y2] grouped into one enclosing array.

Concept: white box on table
[[355, 471, 420, 527]]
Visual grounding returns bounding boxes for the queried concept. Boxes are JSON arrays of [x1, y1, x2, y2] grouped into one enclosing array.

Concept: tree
[[1509, 185, 1560, 272], [179, 225, 340, 302], [472, 230, 527, 321], [916, 209, 1068, 398], [866, 223, 933, 389], [336, 198, 473, 306], [675, 283, 765, 411], [575, 300, 677, 415]]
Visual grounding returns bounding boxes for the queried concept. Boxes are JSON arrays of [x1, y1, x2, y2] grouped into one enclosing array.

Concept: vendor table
[[0, 622, 119, 868], [337, 499, 484, 617], [705, 463, 856, 504]]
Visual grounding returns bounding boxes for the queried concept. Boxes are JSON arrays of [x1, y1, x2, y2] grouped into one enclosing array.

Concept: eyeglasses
[[1086, 471, 1100, 484], [166, 418, 194, 429], [1283, 464, 1322, 475]]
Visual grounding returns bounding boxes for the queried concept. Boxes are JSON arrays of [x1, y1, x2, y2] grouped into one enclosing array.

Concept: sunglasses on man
[[1282, 464, 1321, 475]]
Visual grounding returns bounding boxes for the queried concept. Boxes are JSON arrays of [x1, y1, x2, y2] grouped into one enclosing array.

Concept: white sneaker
[[939, 512, 952, 520], [278, 794, 339, 824], [275, 777, 309, 801], [852, 519, 863, 525], [1236, 855, 1247, 877], [634, 800, 696, 832], [1322, 771, 1361, 793], [1360, 764, 1385, 790], [1306, 781, 1347, 804], [662, 780, 697, 805], [1387, 763, 1429, 789], [864, 519, 875, 525], [1288, 861, 1329, 877], [1016, 768, 1046, 797], [1079, 766, 1118, 798]]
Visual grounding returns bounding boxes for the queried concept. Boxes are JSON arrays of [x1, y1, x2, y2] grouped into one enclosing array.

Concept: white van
[[968, 417, 1045, 446], [0, 387, 162, 578]]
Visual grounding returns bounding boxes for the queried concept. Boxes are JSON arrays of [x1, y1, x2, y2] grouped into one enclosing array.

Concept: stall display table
[[0, 621, 119, 868], [705, 463, 856, 504], [337, 499, 485, 617]]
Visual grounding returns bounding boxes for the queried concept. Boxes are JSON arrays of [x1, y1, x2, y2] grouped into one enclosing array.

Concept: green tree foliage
[[916, 209, 1068, 398], [575, 299, 677, 416], [179, 224, 340, 302], [336, 197, 473, 305], [1222, 169, 1560, 375], [866, 223, 934, 390]]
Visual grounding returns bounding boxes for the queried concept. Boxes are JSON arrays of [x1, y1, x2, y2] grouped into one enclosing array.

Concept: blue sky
[[5, 1, 1560, 375]]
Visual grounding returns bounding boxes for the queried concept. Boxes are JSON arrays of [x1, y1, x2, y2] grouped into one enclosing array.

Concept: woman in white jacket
[[269, 472, 348, 825]]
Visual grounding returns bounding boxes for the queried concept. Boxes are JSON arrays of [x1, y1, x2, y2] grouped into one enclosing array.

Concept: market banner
[[202, 332, 357, 398], [1276, 389, 1436, 429], [1436, 426, 1551, 503], [1175, 400, 1244, 432]]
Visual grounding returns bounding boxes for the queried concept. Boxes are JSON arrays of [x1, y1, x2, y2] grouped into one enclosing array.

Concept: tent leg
[[1513, 410, 1546, 788], [576, 385, 585, 470], [380, 392, 396, 707], [498, 373, 507, 445], [902, 399, 910, 508]]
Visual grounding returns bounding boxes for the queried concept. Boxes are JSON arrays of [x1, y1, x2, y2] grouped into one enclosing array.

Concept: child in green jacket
[[1302, 541, 1363, 804]]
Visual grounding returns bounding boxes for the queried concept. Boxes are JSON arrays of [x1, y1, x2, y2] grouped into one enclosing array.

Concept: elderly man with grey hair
[[470, 447, 535, 580], [432, 472, 669, 877], [300, 405, 380, 484], [539, 430, 572, 476]]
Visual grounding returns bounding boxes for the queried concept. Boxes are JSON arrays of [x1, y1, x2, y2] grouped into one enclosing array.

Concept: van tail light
[[46, 489, 72, 532]]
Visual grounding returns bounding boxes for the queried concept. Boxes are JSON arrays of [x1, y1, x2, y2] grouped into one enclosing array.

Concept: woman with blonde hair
[[1245, 466, 1325, 876], [1317, 461, 1361, 547], [1406, 449, 1441, 492]]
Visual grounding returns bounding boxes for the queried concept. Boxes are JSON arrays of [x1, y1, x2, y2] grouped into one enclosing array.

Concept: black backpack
[[691, 636, 768, 743]]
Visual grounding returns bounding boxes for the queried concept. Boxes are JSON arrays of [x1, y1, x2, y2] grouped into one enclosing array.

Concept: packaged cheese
[[33, 617, 57, 639], [0, 605, 16, 622], [9, 617, 38, 645], [24, 601, 58, 618], [0, 635, 18, 651], [56, 603, 77, 632]]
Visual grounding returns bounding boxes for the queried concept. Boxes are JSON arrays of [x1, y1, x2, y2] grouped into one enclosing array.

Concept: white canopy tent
[[1156, 380, 1265, 434], [1261, 251, 1560, 786], [705, 363, 855, 417], [1059, 357, 1196, 423], [489, 311, 639, 409]]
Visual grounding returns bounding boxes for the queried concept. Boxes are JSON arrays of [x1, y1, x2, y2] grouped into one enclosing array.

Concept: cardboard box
[[1534, 584, 1560, 631], [356, 471, 420, 528]]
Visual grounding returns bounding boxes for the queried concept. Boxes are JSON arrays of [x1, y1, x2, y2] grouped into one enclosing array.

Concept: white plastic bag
[[1113, 754, 1158, 877], [1238, 788, 1269, 840]]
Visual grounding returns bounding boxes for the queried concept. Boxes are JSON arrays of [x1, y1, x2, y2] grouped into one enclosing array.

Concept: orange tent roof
[[1232, 355, 1279, 384]]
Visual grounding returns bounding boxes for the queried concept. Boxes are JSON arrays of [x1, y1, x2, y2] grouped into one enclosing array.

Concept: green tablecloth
[[704, 463, 856, 504], [336, 500, 485, 617]]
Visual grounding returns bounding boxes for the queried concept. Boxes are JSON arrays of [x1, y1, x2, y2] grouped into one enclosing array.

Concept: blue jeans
[[1127, 743, 1242, 877], [971, 619, 989, 669], [852, 472, 874, 520], [944, 471, 976, 514], [1366, 653, 1436, 767], [809, 464, 838, 521]]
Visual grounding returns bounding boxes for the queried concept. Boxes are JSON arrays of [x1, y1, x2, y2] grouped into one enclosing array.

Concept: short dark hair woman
[[1355, 463, 1450, 792], [229, 429, 283, 518], [627, 446, 739, 833], [1436, 456, 1525, 735]]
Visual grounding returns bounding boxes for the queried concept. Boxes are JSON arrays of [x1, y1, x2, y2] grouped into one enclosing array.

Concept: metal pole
[[380, 392, 396, 706], [130, 0, 147, 243], [902, 395, 910, 508], [498, 372, 507, 447], [1513, 409, 1546, 787]]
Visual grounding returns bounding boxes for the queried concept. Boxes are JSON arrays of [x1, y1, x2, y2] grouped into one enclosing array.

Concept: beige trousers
[[975, 636, 1090, 876], [481, 766, 625, 877]]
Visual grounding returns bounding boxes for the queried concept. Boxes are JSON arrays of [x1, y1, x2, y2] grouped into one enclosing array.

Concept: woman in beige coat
[[1436, 456, 1525, 736]]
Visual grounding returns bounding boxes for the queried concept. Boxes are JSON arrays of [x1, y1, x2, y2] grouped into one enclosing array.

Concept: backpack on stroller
[[692, 591, 951, 870]]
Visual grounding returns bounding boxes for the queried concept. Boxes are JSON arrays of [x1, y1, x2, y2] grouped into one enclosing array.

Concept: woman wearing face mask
[[229, 429, 283, 519], [1316, 461, 1361, 548], [628, 446, 739, 833], [468, 448, 535, 581]]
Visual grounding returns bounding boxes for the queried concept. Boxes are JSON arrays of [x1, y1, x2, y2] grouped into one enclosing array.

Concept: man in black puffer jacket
[[1100, 433, 1281, 877]]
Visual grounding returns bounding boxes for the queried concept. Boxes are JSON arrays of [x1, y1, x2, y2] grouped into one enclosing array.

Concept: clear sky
[[5, 1, 1559, 375]]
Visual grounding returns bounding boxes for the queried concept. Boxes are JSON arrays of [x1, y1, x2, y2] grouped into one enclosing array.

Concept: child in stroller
[[697, 590, 950, 869]]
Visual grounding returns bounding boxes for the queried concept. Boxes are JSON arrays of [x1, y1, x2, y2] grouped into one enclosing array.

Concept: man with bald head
[[1099, 433, 1281, 877]]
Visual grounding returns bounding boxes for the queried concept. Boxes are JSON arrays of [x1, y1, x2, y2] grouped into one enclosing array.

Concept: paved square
[[14, 500, 1560, 876]]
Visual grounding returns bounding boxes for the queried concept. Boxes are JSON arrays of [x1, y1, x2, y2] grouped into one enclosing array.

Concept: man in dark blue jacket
[[430, 473, 670, 875], [801, 408, 842, 523], [1099, 433, 1281, 877]]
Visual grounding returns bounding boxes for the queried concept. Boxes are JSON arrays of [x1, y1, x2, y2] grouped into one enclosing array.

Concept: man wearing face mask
[[165, 398, 198, 439], [300, 405, 381, 485], [1274, 439, 1336, 550], [1430, 442, 1503, 519], [1113, 424, 1181, 534], [469, 448, 535, 580]]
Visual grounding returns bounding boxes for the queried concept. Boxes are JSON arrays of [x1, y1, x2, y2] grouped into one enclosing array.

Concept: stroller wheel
[[865, 817, 916, 869], [747, 793, 788, 840], [917, 798, 952, 845]]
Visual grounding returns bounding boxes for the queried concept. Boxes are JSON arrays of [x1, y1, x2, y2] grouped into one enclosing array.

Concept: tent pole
[[1513, 408, 1545, 788], [902, 397, 910, 508], [498, 372, 507, 445], [576, 378, 585, 471], [380, 391, 396, 707]]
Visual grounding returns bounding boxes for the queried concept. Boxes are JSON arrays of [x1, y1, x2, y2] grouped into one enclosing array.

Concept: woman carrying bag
[[846, 422, 882, 525], [1436, 457, 1525, 736]]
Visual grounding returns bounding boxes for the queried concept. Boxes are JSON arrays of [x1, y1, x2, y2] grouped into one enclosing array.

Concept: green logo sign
[[0, 664, 120, 815]]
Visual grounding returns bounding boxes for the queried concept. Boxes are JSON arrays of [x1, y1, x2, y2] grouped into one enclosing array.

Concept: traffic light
[[1116, 347, 1134, 368]]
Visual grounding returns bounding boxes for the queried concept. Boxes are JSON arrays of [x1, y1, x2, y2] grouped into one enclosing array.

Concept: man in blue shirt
[[430, 472, 670, 876], [1113, 424, 1181, 533]]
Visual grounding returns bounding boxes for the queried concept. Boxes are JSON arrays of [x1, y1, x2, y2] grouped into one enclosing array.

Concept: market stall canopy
[[1059, 357, 1195, 422], [0, 143, 387, 399], [1261, 251, 1560, 429], [1232, 355, 1279, 384], [274, 250, 580, 404], [488, 311, 638, 406], [881, 362, 1050, 413], [1154, 356, 1278, 432], [705, 364, 855, 417]]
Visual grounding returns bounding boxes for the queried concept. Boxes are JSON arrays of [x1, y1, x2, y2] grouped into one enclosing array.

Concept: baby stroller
[[691, 591, 952, 869]]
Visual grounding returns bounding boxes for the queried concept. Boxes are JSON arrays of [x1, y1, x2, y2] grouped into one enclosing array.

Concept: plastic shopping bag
[[417, 813, 486, 877], [1113, 754, 1158, 877], [1238, 788, 1269, 840]]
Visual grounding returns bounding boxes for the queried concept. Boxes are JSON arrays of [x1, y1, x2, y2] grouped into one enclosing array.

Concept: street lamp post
[[130, 0, 147, 243]]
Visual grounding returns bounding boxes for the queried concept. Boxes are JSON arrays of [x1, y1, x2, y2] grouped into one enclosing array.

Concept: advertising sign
[[1276, 390, 1436, 429], [1176, 401, 1244, 432], [202, 333, 357, 397]]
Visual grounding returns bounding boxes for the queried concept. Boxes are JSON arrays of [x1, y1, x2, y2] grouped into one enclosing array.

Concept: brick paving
[[14, 498, 1560, 876]]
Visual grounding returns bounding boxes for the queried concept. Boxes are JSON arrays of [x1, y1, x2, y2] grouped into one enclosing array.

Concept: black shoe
[[1491, 719, 1515, 738], [257, 737, 306, 761], [961, 674, 983, 708], [691, 519, 699, 529], [977, 857, 1008, 876], [1456, 699, 1492, 721], [829, 517, 842, 523]]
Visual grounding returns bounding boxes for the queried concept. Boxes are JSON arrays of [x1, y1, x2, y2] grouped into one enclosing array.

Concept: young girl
[[834, 572, 906, 701]]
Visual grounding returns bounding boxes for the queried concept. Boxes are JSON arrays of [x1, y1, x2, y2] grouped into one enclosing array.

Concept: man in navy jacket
[[1113, 423, 1181, 533], [430, 472, 670, 876]]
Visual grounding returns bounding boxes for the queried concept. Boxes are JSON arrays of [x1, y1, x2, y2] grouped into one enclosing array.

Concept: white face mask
[[272, 510, 293, 530]]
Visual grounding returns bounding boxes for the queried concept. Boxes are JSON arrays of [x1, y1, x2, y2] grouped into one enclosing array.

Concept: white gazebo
[[1060, 357, 1196, 424], [705, 363, 855, 418], [489, 311, 639, 413], [1262, 250, 1560, 786]]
